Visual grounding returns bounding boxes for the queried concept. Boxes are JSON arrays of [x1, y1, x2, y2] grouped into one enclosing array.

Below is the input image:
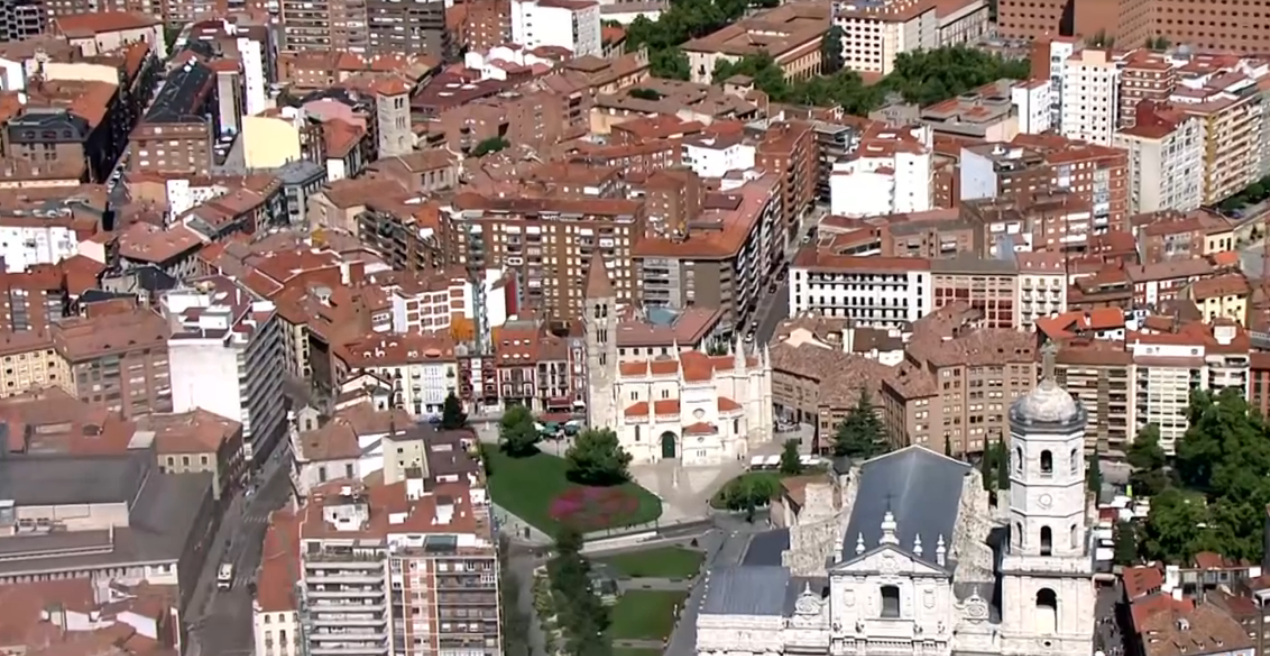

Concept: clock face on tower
[[1038, 494, 1053, 509]]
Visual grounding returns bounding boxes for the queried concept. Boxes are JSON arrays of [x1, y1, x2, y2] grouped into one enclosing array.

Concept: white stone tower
[[583, 256, 618, 429], [1000, 341, 1096, 656]]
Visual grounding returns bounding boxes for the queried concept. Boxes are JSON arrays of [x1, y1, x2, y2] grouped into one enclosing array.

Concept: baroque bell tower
[[1000, 341, 1096, 656]]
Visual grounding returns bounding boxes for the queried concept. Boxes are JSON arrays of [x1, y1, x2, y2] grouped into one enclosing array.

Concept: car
[[217, 563, 234, 590], [768, 283, 778, 293], [744, 332, 755, 344]]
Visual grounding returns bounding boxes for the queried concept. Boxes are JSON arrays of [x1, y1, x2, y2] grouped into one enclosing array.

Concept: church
[[584, 257, 774, 466], [695, 342, 1096, 656]]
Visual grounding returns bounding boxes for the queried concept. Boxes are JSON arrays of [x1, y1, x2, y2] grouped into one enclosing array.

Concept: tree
[[627, 87, 663, 101], [1127, 423, 1168, 496], [565, 428, 633, 485], [1087, 441, 1103, 495], [499, 405, 540, 456], [440, 391, 466, 430], [779, 439, 803, 475], [944, 437, 953, 458], [472, 136, 510, 157], [546, 524, 611, 656], [1141, 488, 1212, 563], [650, 47, 690, 80], [979, 437, 992, 491], [1089, 29, 1115, 48], [833, 388, 887, 459], [996, 435, 1010, 491], [820, 25, 844, 75], [715, 473, 781, 510], [1113, 521, 1138, 566]]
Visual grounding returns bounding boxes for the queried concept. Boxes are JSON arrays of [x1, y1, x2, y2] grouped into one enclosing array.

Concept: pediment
[[829, 544, 948, 578]]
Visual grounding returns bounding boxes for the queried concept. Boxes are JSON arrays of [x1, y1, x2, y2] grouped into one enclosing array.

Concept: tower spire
[[585, 255, 614, 300]]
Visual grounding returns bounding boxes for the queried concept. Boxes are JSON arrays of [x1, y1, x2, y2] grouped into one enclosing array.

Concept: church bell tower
[[1000, 342, 1096, 656]]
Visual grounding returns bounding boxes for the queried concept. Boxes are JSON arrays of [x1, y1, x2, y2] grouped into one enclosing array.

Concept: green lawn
[[614, 649, 663, 656], [485, 449, 662, 534], [594, 546, 704, 579], [610, 590, 687, 641]]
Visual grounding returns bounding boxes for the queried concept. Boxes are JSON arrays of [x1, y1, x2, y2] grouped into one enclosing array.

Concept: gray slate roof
[[841, 446, 970, 567], [0, 454, 150, 506], [742, 528, 789, 566], [700, 566, 790, 616]]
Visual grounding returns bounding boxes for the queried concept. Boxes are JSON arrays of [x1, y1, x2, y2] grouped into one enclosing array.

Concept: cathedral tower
[[1000, 341, 1095, 656], [583, 256, 618, 429]]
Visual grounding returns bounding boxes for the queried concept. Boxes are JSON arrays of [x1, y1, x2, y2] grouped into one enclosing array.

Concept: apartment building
[[1012, 79, 1053, 135], [388, 268, 515, 335], [1053, 339, 1134, 455], [140, 407, 245, 501], [1130, 321, 1250, 454], [441, 193, 644, 321], [1001, 0, 1270, 53], [355, 200, 452, 275], [464, 0, 511, 52], [129, 61, 217, 175], [1118, 50, 1176, 129], [5, 79, 131, 185], [1015, 251, 1068, 331], [930, 255, 1018, 329], [788, 250, 931, 329], [510, 0, 601, 57], [913, 79, 1022, 141], [1135, 209, 1233, 265], [1175, 67, 1264, 205], [633, 172, 782, 334], [0, 329, 71, 397], [831, 0, 988, 76], [1186, 274, 1251, 326], [755, 120, 819, 244], [1060, 48, 1120, 146], [960, 133, 1129, 236], [490, 317, 585, 411], [162, 277, 287, 463], [829, 124, 933, 218], [278, 0, 451, 59], [52, 306, 172, 418], [682, 2, 829, 84], [0, 0, 43, 41], [50, 12, 165, 57], [335, 332, 459, 416], [1114, 102, 1203, 214], [266, 479, 499, 656]]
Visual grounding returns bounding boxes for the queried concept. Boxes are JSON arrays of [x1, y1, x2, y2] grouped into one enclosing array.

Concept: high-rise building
[[278, 0, 452, 59], [163, 276, 287, 464]]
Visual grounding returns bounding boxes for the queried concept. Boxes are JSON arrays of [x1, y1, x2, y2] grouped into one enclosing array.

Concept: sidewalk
[[493, 503, 554, 545]]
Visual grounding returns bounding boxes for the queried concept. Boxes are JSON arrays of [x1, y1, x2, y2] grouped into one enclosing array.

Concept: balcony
[[307, 588, 386, 599], [310, 631, 389, 643], [307, 573, 383, 585], [309, 645, 388, 656]]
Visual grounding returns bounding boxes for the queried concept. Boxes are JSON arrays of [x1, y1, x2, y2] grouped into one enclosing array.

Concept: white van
[[217, 563, 234, 589]]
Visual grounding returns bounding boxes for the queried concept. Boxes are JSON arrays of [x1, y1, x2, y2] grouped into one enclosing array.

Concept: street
[[185, 449, 294, 656]]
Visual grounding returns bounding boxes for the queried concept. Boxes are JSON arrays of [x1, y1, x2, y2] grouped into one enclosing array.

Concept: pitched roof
[[585, 254, 613, 299]]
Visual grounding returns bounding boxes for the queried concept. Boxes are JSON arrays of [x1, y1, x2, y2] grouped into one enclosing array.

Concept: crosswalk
[[242, 514, 270, 525]]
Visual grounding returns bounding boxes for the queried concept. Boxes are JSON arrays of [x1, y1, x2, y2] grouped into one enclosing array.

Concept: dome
[[1014, 377, 1079, 424]]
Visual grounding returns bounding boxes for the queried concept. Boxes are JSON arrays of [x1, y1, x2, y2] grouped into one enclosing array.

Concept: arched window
[[1015, 522, 1024, 549], [1069, 448, 1079, 475], [1070, 524, 1079, 550], [1014, 446, 1023, 473], [1040, 450, 1053, 475], [880, 585, 901, 618], [1040, 526, 1053, 556], [1036, 588, 1058, 634]]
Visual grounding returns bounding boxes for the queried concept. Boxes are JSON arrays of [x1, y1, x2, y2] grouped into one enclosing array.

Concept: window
[[345, 464, 354, 478], [880, 585, 901, 618], [1040, 526, 1053, 556], [1069, 448, 1079, 475], [1040, 450, 1053, 475], [1035, 588, 1058, 634], [1014, 446, 1022, 473], [1069, 524, 1079, 549], [318, 466, 327, 483], [1015, 521, 1024, 549]]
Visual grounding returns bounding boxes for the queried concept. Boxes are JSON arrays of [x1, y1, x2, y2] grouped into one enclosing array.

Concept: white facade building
[[829, 126, 933, 218], [389, 268, 512, 335], [1114, 113, 1203, 214], [1012, 79, 1052, 134], [510, 0, 602, 57], [0, 220, 78, 273], [789, 254, 931, 329], [1014, 252, 1068, 331], [1128, 323, 1249, 454], [163, 276, 287, 463], [682, 136, 756, 178], [337, 333, 460, 417], [694, 344, 1096, 656], [1060, 49, 1120, 146], [586, 257, 772, 466]]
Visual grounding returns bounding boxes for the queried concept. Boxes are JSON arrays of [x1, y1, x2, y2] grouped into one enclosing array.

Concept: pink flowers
[[549, 487, 641, 529]]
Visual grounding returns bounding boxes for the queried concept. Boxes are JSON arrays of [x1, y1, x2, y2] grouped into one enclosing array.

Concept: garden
[[593, 545, 704, 580], [485, 448, 662, 533], [610, 590, 689, 642]]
